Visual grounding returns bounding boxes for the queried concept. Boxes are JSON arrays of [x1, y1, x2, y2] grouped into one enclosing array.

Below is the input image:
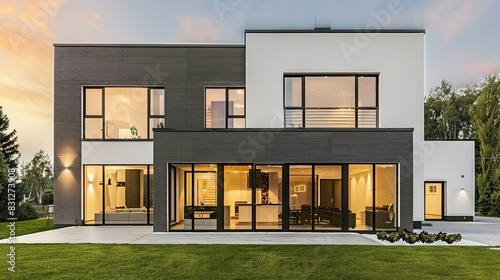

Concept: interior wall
[[84, 166, 102, 223], [290, 178, 312, 208], [268, 172, 280, 204], [177, 169, 185, 221], [349, 171, 372, 219], [375, 166, 396, 207], [224, 172, 251, 216]]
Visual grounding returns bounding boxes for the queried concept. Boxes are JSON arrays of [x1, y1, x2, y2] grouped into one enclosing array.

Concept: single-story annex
[[53, 28, 475, 232]]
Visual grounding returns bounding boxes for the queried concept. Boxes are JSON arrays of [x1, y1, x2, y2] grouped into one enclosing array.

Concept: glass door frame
[[253, 164, 284, 232], [424, 181, 445, 221], [287, 164, 345, 231]]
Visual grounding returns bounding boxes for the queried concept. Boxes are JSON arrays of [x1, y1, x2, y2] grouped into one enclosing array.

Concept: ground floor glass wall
[[84, 165, 154, 225], [168, 163, 397, 231]]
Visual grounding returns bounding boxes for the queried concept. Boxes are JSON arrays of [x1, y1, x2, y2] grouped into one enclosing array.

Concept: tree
[[424, 80, 476, 140], [42, 190, 54, 206], [0, 106, 21, 168], [0, 106, 21, 221], [469, 75, 500, 215], [20, 150, 54, 204], [0, 151, 8, 221]]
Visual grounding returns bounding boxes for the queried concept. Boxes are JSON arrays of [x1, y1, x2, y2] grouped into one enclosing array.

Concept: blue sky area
[[0, 0, 499, 163]]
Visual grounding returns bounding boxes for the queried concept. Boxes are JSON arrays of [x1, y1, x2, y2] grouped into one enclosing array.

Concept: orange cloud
[[0, 0, 56, 163]]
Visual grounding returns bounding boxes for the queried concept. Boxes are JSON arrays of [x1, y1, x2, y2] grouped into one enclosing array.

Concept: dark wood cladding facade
[[153, 128, 414, 232], [54, 45, 245, 227]]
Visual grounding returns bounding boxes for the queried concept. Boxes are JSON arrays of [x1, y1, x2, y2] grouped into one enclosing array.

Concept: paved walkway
[[421, 216, 500, 246], [1, 216, 499, 246]]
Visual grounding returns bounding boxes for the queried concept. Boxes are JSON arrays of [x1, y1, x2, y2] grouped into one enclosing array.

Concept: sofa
[[315, 207, 356, 228], [365, 206, 395, 228], [95, 208, 152, 224]]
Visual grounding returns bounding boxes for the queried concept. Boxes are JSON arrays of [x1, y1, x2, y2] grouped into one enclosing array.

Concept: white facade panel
[[424, 141, 475, 217], [81, 141, 154, 165], [245, 32, 425, 221]]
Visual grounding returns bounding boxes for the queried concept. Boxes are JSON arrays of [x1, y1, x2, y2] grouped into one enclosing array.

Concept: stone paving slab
[[0, 226, 153, 244], [2, 216, 500, 246], [422, 216, 500, 246], [0, 227, 380, 245], [132, 232, 380, 245]]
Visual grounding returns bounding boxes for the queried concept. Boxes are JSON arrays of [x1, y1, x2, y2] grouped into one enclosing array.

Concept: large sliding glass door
[[315, 165, 343, 231], [348, 164, 373, 231], [224, 165, 252, 230], [222, 165, 283, 231], [255, 165, 282, 231], [170, 164, 217, 231], [348, 164, 398, 231], [168, 163, 397, 232], [289, 165, 313, 230]]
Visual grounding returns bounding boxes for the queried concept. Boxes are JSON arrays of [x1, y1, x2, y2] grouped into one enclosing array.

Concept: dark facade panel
[[54, 45, 245, 227], [153, 129, 414, 232]]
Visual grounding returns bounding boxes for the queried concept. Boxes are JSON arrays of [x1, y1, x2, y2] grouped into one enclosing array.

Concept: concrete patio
[[2, 216, 499, 246]]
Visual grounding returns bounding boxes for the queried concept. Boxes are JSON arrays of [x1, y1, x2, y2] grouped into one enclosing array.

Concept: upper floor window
[[205, 87, 245, 128], [83, 87, 165, 139], [284, 74, 378, 128]]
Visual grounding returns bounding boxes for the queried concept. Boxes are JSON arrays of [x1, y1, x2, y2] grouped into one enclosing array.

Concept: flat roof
[[54, 28, 425, 47], [245, 28, 426, 34], [53, 43, 245, 48]]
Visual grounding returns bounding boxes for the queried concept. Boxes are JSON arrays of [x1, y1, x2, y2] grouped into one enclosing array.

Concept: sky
[[0, 0, 499, 165]]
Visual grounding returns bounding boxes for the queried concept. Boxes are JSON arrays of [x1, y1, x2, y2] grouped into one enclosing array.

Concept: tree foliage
[[424, 80, 477, 140], [425, 75, 500, 216], [0, 107, 21, 221], [469, 75, 500, 215], [20, 150, 54, 204], [0, 106, 21, 168], [0, 152, 8, 221], [42, 190, 54, 206]]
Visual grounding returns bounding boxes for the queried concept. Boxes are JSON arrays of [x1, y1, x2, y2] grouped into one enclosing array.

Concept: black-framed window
[[283, 74, 378, 128], [83, 164, 154, 225], [83, 87, 165, 139], [205, 87, 246, 128]]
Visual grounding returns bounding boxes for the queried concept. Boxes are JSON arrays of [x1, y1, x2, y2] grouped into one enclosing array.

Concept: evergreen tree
[[0, 106, 21, 168]]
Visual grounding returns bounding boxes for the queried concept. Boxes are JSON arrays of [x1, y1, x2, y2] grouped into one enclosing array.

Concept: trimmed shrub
[[17, 202, 40, 221], [376, 229, 462, 244]]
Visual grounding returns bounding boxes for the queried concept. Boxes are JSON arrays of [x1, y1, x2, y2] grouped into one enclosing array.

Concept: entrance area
[[169, 163, 398, 232], [425, 182, 444, 220]]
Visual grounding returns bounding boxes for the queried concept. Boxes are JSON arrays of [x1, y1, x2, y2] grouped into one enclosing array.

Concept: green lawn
[[0, 219, 54, 239], [0, 244, 498, 279]]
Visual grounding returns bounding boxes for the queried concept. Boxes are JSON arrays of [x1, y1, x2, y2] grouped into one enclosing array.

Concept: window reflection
[[83, 87, 165, 139], [205, 87, 246, 129]]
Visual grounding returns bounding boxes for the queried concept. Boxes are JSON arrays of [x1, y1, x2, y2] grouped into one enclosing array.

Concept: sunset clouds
[[0, 0, 59, 163], [0, 0, 499, 164]]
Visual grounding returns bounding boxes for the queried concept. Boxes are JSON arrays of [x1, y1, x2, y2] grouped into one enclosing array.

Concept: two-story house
[[53, 28, 475, 232]]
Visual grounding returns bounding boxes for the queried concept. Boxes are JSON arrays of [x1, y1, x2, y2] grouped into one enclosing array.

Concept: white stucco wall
[[81, 141, 153, 165], [424, 141, 475, 218], [245, 31, 425, 221]]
